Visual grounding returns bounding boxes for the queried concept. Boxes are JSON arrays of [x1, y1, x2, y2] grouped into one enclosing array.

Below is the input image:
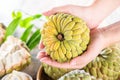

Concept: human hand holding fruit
[[38, 15, 120, 80], [37, 0, 120, 69]]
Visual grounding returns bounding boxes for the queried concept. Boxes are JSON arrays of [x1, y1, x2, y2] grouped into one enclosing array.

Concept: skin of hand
[[43, 0, 120, 29], [37, 0, 120, 69]]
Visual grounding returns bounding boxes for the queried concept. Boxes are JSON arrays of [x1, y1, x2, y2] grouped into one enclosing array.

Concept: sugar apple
[[41, 13, 90, 62], [83, 44, 120, 80], [0, 23, 6, 45], [1, 70, 33, 80], [0, 36, 31, 77], [41, 13, 90, 79], [58, 70, 93, 80]]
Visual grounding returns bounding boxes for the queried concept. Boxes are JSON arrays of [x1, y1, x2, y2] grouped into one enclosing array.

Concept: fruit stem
[[57, 33, 64, 41]]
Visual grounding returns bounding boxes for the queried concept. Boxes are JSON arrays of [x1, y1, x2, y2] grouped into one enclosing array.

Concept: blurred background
[[0, 0, 120, 28]]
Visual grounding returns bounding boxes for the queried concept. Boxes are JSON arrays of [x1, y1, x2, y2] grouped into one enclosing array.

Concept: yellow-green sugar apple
[[41, 13, 90, 62], [58, 70, 92, 80], [1, 70, 33, 80], [0, 23, 6, 45]]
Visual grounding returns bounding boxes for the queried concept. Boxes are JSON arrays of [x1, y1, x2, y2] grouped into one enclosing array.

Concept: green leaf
[[19, 14, 42, 28], [20, 17, 33, 28], [20, 24, 33, 42], [12, 11, 22, 19], [28, 33, 41, 50], [33, 14, 42, 19], [26, 29, 41, 50], [5, 17, 21, 38]]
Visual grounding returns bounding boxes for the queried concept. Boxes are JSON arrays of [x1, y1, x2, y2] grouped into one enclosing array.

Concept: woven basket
[[36, 65, 53, 80]]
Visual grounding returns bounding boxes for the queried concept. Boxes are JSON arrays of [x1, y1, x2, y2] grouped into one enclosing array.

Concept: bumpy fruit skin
[[43, 63, 71, 79], [41, 13, 90, 79], [42, 13, 90, 62], [83, 44, 120, 80], [0, 23, 6, 45], [0, 36, 31, 77], [58, 70, 93, 80], [1, 70, 33, 80]]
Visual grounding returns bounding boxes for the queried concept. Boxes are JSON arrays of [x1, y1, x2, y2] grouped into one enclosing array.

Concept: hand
[[43, 0, 120, 29], [37, 2, 120, 69], [37, 28, 107, 69], [43, 5, 101, 29]]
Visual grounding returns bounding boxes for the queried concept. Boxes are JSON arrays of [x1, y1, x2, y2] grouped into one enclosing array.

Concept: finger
[[43, 10, 55, 16], [70, 56, 87, 69], [43, 5, 71, 16], [40, 53, 91, 69], [37, 52, 48, 59], [40, 57, 71, 68], [39, 42, 45, 50], [40, 57, 79, 69], [40, 55, 85, 69]]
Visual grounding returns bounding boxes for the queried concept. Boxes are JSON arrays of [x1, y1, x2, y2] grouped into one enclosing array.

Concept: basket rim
[[36, 65, 43, 80]]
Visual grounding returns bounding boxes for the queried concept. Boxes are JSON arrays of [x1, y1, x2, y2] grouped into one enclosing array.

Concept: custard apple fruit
[[58, 70, 93, 80], [0, 23, 6, 45], [1, 70, 33, 80], [0, 36, 31, 77], [83, 44, 120, 80], [41, 13, 90, 62]]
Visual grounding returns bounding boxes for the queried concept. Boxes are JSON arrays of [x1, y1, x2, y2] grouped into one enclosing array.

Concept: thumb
[[43, 5, 72, 16]]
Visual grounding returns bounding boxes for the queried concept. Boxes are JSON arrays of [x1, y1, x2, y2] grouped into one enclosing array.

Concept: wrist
[[87, 0, 120, 28], [96, 28, 109, 49], [82, 3, 105, 28], [90, 28, 108, 49], [98, 21, 120, 47], [97, 28, 111, 48]]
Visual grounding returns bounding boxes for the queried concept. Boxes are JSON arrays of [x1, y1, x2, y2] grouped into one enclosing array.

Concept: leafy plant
[[5, 11, 43, 50], [26, 29, 41, 50], [20, 14, 42, 28], [12, 11, 22, 19], [20, 24, 33, 42], [5, 17, 21, 39]]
